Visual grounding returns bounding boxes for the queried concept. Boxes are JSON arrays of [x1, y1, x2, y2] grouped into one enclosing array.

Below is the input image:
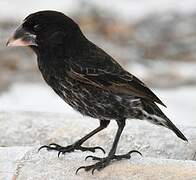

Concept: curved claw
[[79, 146, 105, 154], [92, 168, 97, 175], [85, 155, 94, 161], [85, 155, 102, 161], [48, 143, 62, 148], [76, 166, 85, 175], [94, 146, 105, 154], [58, 150, 63, 158], [128, 150, 142, 157], [58, 151, 61, 158], [38, 143, 63, 152], [38, 145, 49, 152], [85, 155, 93, 161]]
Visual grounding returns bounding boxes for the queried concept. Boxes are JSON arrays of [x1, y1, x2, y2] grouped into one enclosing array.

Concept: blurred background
[[0, 0, 196, 126]]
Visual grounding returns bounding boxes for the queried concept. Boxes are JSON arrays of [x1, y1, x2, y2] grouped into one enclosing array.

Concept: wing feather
[[67, 59, 166, 107]]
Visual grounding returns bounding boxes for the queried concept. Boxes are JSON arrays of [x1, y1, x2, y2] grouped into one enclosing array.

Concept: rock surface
[[1, 111, 196, 160], [1, 146, 196, 180], [1, 111, 196, 179]]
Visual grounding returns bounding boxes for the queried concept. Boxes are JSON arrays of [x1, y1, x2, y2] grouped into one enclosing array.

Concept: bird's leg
[[38, 120, 110, 156], [76, 119, 142, 174]]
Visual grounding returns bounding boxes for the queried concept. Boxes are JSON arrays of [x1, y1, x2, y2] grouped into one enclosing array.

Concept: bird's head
[[6, 10, 84, 54]]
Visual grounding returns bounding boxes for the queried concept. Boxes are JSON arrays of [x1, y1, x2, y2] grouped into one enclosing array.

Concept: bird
[[6, 10, 188, 174]]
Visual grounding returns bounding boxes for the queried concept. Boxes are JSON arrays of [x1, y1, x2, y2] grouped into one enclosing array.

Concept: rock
[[1, 146, 196, 180], [0, 146, 32, 180], [0, 111, 196, 160], [1, 111, 196, 179]]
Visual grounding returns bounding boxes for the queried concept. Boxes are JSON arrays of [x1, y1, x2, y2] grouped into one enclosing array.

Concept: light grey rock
[[0, 146, 31, 180], [1, 146, 196, 180], [0, 111, 196, 160], [1, 111, 196, 179]]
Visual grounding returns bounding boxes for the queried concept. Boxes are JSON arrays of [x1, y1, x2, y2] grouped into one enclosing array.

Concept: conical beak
[[6, 25, 37, 47]]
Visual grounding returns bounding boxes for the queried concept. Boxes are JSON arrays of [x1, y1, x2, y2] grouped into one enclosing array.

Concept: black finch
[[7, 11, 187, 174]]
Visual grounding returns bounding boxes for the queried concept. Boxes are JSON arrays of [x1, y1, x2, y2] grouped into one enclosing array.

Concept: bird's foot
[[38, 143, 105, 157], [76, 150, 142, 174]]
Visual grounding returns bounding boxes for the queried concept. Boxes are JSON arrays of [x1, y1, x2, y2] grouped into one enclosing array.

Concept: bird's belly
[[55, 80, 142, 120]]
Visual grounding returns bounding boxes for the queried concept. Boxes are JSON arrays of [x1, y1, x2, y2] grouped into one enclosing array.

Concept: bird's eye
[[33, 24, 41, 32]]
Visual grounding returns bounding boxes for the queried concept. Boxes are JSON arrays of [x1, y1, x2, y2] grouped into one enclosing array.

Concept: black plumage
[[7, 10, 187, 174]]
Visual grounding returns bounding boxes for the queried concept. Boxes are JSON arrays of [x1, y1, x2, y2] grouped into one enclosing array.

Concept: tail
[[164, 117, 188, 141], [142, 100, 188, 141]]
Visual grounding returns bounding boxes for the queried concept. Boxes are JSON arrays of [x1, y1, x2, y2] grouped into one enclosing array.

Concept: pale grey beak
[[6, 25, 37, 47]]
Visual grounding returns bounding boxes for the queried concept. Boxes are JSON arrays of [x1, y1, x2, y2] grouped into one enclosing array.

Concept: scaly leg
[[39, 120, 110, 156], [76, 118, 142, 174]]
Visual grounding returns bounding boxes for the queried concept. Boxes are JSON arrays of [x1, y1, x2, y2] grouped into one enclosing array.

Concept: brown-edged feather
[[68, 64, 166, 107]]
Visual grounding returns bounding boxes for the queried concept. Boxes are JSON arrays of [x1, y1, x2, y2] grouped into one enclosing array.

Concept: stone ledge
[[1, 146, 196, 180], [1, 111, 196, 179], [0, 111, 195, 160]]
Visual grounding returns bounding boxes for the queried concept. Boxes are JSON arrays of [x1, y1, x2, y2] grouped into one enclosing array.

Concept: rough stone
[[0, 111, 195, 160], [1, 111, 196, 179], [1, 146, 196, 180]]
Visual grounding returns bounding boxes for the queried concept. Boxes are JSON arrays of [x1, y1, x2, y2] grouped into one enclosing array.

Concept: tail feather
[[164, 117, 188, 141], [142, 100, 188, 141]]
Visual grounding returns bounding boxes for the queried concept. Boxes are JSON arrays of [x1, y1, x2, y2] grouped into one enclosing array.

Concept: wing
[[66, 45, 166, 107]]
